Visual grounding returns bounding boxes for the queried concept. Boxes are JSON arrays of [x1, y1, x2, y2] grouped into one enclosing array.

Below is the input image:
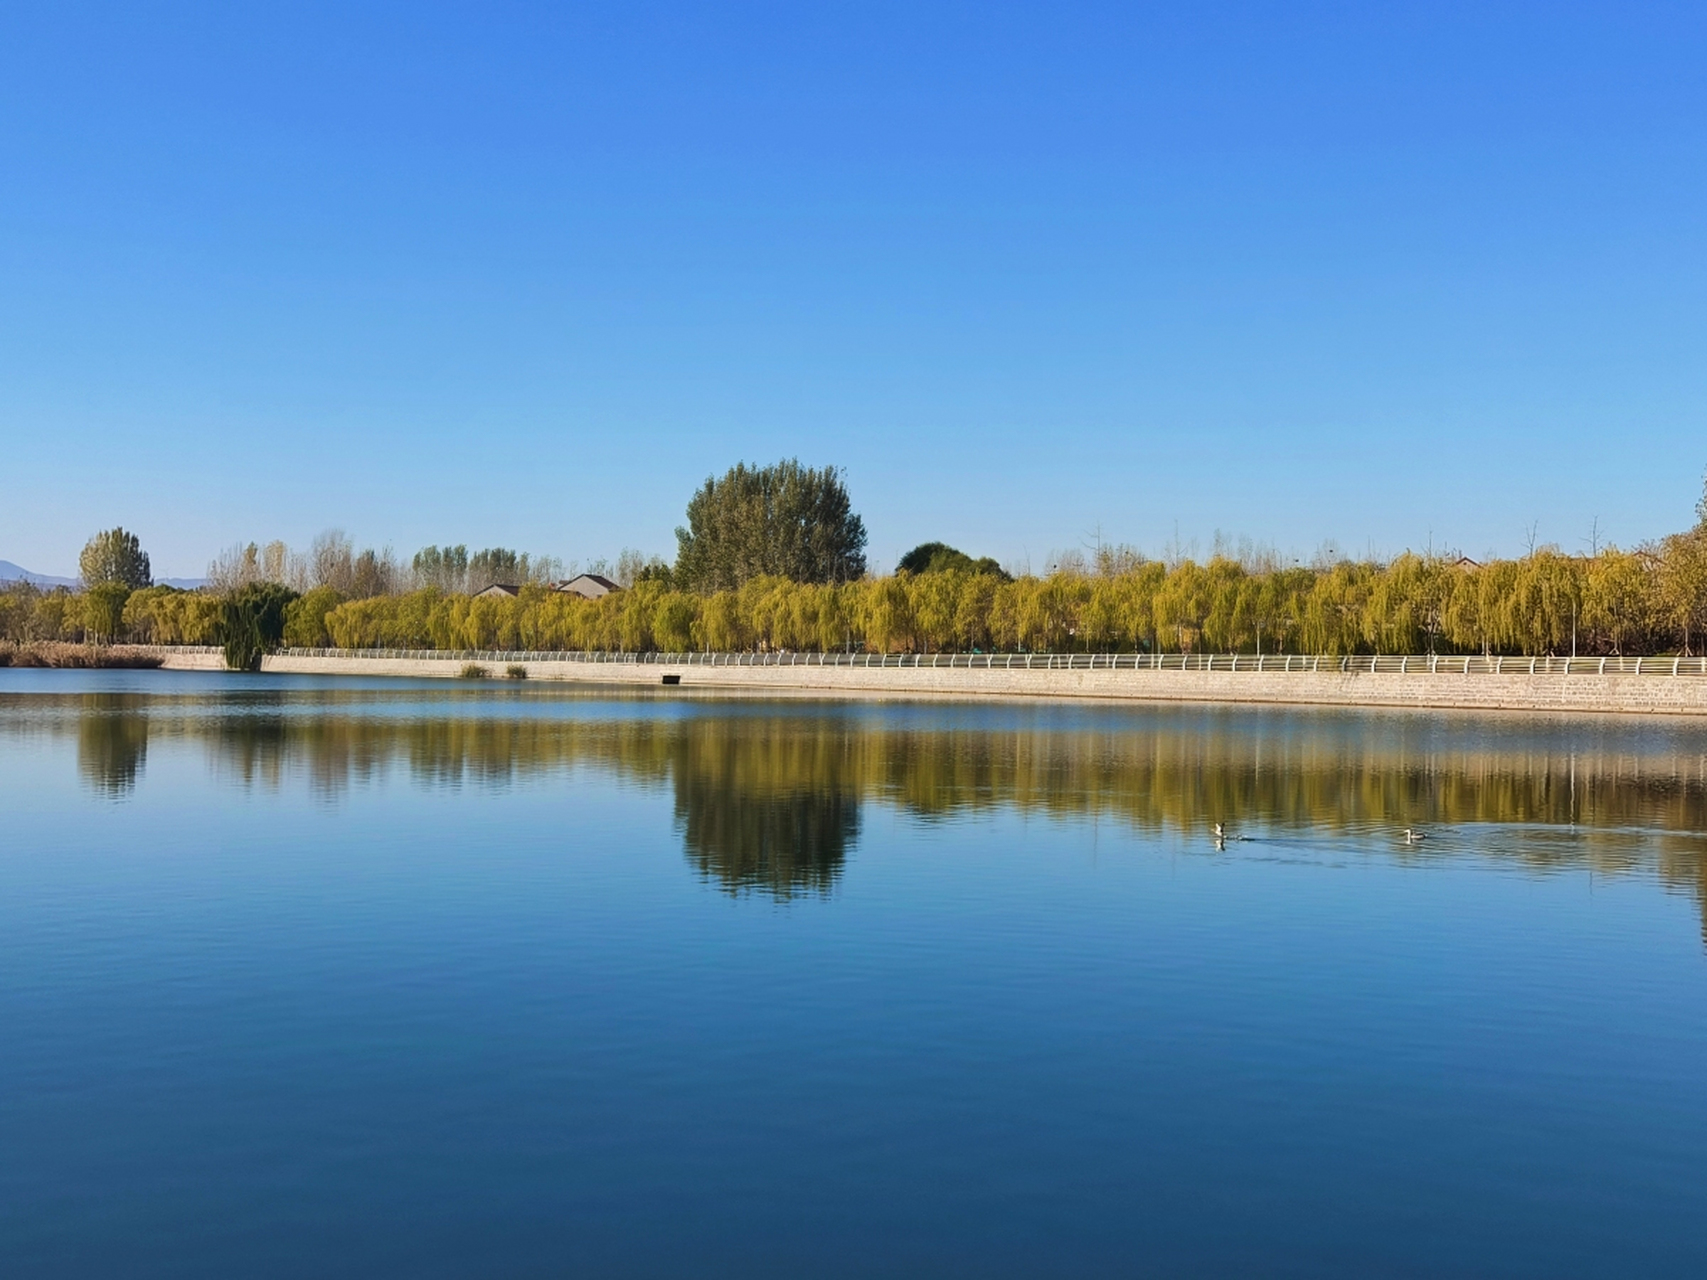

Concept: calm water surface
[[2, 670, 1705, 1278]]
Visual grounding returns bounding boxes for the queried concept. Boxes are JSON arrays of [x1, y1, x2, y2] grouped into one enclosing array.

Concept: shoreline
[[128, 647, 1707, 718]]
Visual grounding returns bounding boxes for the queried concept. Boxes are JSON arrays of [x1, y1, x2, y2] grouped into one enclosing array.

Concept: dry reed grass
[[0, 642, 165, 669]]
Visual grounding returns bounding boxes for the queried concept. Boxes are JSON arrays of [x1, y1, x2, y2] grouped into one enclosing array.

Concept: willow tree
[[83, 583, 132, 644], [697, 592, 749, 651], [674, 460, 868, 592], [220, 583, 299, 671], [907, 571, 961, 653], [1582, 549, 1652, 655], [1657, 530, 1707, 655], [652, 593, 698, 652], [281, 586, 346, 648], [1368, 554, 1450, 655]]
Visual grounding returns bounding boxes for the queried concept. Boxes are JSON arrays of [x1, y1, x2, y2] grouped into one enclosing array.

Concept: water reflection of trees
[[11, 694, 1706, 920], [75, 695, 149, 797], [666, 719, 860, 897]]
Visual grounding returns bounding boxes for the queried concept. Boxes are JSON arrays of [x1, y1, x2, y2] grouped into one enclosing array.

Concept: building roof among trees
[[554, 573, 621, 599]]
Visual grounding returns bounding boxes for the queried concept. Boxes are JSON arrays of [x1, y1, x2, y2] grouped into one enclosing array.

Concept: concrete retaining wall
[[150, 649, 1707, 716]]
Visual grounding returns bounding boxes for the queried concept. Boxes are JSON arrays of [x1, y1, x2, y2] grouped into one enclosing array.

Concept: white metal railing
[[127, 646, 1707, 677]]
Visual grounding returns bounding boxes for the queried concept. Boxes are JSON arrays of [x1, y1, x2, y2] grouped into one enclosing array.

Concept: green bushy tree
[[674, 460, 867, 591], [897, 542, 1009, 580]]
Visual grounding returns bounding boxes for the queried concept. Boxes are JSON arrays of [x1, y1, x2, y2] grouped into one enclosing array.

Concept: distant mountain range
[[0, 561, 207, 590], [0, 560, 76, 587]]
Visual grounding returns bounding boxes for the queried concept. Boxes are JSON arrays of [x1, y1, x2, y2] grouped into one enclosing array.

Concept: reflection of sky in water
[[2, 670, 1706, 1276]]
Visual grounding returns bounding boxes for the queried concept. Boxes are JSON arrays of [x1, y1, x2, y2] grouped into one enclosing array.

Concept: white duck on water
[[1402, 828, 1427, 844]]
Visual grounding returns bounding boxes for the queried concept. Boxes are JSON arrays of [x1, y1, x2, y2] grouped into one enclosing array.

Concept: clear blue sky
[[3, 2, 1704, 579]]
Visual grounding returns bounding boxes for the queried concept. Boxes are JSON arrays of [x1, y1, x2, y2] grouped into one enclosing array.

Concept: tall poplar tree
[[79, 527, 152, 589]]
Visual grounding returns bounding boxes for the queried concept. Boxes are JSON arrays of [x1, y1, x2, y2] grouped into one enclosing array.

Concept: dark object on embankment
[[0, 642, 164, 669], [662, 674, 681, 685]]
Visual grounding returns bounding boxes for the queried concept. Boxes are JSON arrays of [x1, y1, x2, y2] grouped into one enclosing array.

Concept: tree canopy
[[79, 527, 152, 589], [897, 542, 1009, 579], [673, 460, 867, 591]]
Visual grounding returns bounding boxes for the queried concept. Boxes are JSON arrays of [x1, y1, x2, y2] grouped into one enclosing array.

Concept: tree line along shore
[[5, 460, 1707, 668]]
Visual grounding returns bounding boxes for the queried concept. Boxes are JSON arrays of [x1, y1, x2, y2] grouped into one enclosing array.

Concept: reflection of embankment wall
[[151, 648, 1707, 716]]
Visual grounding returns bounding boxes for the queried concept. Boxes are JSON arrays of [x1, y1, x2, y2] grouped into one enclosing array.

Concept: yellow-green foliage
[[83, 584, 131, 644], [282, 587, 346, 648], [10, 531, 1707, 657], [303, 540, 1707, 658], [0, 585, 82, 642], [1, 582, 222, 646], [122, 586, 223, 644]]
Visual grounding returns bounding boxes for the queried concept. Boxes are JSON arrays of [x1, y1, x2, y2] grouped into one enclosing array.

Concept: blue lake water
[[2, 669, 1705, 1277]]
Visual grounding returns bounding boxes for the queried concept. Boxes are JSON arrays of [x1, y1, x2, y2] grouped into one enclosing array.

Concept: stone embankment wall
[[149, 649, 1707, 716]]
